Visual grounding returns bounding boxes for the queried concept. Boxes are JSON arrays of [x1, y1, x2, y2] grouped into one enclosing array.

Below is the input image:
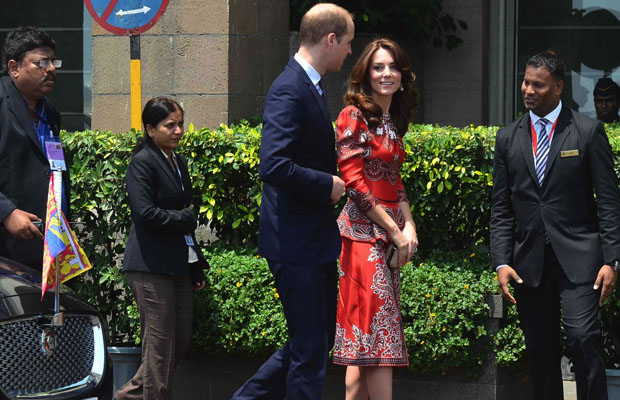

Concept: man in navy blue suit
[[231, 3, 354, 399]]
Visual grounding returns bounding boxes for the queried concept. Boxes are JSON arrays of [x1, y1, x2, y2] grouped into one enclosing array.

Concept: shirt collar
[[294, 53, 321, 86], [160, 148, 177, 163], [530, 100, 562, 126]]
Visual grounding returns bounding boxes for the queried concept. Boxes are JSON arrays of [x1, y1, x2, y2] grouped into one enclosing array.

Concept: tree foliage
[[290, 0, 468, 49]]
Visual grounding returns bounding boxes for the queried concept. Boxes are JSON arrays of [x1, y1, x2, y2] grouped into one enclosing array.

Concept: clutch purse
[[386, 244, 399, 269]]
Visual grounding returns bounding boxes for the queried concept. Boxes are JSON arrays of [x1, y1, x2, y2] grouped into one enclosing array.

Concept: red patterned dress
[[333, 105, 409, 367]]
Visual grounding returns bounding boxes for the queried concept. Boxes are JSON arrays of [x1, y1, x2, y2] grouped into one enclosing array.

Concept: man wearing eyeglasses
[[0, 26, 70, 269]]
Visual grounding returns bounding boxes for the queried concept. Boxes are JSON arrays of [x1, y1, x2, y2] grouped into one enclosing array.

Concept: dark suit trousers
[[515, 245, 607, 400], [115, 271, 193, 400], [231, 261, 338, 400]]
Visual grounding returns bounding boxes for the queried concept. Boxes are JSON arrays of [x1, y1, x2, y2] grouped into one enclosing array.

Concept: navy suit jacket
[[491, 106, 620, 286], [258, 58, 342, 264]]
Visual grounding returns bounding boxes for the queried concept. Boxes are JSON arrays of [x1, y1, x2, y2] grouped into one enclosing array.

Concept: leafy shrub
[[400, 254, 497, 376], [492, 306, 526, 369], [182, 123, 262, 246], [61, 122, 620, 369], [402, 124, 496, 250], [191, 248, 287, 354], [601, 289, 620, 369], [61, 130, 137, 344], [192, 248, 501, 377], [61, 123, 262, 343]]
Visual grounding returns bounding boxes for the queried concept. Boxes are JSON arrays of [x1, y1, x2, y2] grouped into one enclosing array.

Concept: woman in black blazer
[[116, 97, 207, 400]]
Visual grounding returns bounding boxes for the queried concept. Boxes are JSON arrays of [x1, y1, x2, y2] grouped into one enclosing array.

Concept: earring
[[399, 85, 404, 92]]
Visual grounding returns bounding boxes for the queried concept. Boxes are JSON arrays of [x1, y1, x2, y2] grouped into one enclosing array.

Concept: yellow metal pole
[[130, 35, 142, 130]]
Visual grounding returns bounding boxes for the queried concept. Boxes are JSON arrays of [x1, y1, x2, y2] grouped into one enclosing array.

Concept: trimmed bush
[[191, 248, 499, 377], [61, 121, 620, 368], [192, 247, 287, 354]]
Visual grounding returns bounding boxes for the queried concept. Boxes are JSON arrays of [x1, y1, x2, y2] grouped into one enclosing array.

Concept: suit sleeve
[[588, 122, 620, 263], [126, 154, 197, 234], [0, 192, 17, 222], [490, 128, 515, 268], [0, 96, 17, 222], [258, 82, 333, 205]]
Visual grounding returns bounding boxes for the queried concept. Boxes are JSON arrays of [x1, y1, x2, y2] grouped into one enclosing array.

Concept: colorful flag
[[41, 173, 92, 298]]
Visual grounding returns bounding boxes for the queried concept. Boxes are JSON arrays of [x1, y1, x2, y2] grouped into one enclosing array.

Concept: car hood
[[0, 257, 95, 320]]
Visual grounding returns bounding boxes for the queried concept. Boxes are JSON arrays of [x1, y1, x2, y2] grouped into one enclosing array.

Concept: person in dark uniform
[[593, 77, 620, 123]]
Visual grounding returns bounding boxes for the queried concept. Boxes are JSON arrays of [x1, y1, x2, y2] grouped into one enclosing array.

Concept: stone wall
[[91, 0, 289, 132], [420, 0, 489, 126], [91, 1, 489, 131]]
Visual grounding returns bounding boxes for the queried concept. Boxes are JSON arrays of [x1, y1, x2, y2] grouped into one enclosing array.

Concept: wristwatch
[[610, 260, 620, 272]]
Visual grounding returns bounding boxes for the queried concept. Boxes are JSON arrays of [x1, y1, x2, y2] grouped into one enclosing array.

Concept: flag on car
[[41, 173, 92, 298]]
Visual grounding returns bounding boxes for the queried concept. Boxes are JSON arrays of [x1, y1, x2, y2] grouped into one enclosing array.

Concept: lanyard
[[32, 103, 54, 152], [531, 117, 559, 156], [170, 156, 184, 192]]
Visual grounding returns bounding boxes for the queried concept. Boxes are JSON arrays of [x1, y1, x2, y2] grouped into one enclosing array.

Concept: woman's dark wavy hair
[[343, 38, 417, 136], [133, 96, 184, 155]]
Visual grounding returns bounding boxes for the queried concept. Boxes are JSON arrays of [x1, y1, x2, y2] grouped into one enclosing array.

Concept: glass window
[[517, 1, 620, 118]]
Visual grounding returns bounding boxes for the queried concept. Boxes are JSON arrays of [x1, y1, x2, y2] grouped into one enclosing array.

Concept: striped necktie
[[535, 118, 550, 185]]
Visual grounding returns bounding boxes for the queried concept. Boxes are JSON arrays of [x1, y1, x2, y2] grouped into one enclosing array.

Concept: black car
[[0, 256, 112, 399]]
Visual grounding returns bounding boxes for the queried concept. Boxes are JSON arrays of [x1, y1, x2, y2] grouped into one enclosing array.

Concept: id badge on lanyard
[[45, 130, 67, 171], [173, 160, 195, 248], [185, 235, 195, 246]]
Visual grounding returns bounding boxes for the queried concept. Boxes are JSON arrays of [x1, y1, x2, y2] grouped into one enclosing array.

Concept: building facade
[[1, 0, 618, 131]]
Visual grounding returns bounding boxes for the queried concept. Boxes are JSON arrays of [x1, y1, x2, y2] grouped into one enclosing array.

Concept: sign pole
[[84, 0, 169, 130], [130, 34, 142, 131], [52, 168, 64, 326]]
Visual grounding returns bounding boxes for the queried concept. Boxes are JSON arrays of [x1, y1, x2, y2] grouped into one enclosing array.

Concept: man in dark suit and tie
[[232, 3, 354, 399], [0, 26, 69, 269], [491, 51, 620, 400]]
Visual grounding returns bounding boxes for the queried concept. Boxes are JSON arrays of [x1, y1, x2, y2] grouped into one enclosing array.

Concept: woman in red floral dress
[[333, 38, 419, 400]]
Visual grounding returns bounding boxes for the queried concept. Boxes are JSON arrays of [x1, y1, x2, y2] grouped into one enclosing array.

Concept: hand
[[2, 209, 43, 240], [497, 265, 523, 305], [193, 280, 206, 292], [330, 175, 345, 204], [400, 223, 418, 266], [390, 227, 416, 268], [594, 265, 617, 306]]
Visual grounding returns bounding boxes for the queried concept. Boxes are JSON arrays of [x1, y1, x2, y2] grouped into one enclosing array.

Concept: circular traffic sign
[[85, 0, 169, 36]]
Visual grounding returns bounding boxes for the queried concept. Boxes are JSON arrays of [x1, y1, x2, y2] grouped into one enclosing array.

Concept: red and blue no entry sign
[[85, 0, 169, 35]]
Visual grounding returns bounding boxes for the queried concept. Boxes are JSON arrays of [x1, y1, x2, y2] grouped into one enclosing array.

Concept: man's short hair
[[1, 26, 55, 73], [526, 50, 565, 82], [594, 77, 620, 100], [299, 3, 352, 46]]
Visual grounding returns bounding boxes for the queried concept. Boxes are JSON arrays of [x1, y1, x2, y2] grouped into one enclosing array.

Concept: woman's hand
[[390, 222, 418, 267], [193, 280, 206, 291]]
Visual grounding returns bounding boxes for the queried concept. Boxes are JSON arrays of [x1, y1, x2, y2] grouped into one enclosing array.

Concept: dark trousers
[[515, 245, 607, 400], [115, 271, 193, 400], [231, 260, 338, 400]]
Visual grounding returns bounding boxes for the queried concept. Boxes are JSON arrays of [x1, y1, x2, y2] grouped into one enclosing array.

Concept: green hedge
[[61, 121, 620, 369], [191, 248, 499, 377], [62, 123, 501, 251]]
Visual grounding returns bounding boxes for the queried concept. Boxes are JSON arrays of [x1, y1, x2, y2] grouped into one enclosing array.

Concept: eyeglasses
[[34, 59, 62, 69]]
